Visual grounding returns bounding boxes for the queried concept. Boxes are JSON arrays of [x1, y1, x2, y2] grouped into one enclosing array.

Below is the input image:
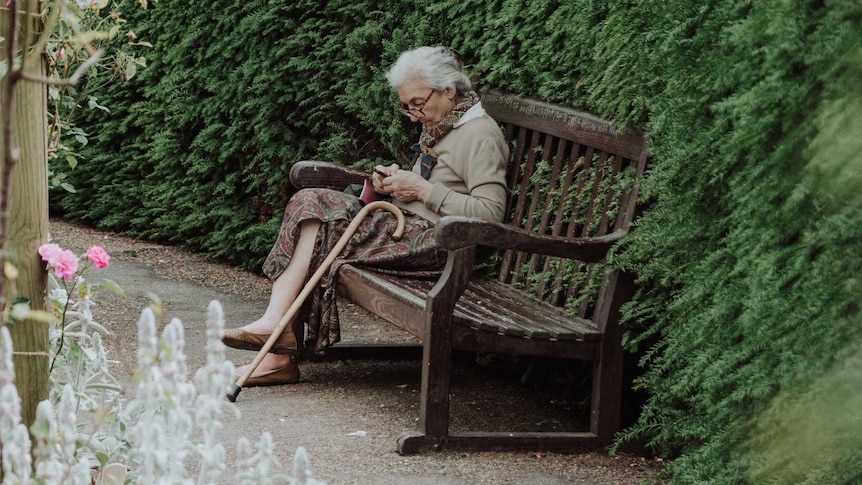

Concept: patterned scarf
[[418, 90, 480, 158]]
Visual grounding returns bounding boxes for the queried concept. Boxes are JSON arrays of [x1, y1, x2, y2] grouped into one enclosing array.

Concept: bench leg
[[590, 271, 633, 441], [418, 312, 454, 437], [590, 344, 623, 442], [401, 248, 474, 454], [396, 431, 433, 454], [397, 309, 455, 455]]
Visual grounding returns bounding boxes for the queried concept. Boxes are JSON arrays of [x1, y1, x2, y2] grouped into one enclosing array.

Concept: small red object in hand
[[359, 178, 387, 205]]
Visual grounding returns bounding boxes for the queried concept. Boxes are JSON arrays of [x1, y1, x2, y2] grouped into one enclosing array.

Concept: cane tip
[[226, 384, 241, 402]]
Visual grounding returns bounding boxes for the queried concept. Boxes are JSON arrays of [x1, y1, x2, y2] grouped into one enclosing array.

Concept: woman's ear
[[444, 86, 457, 100]]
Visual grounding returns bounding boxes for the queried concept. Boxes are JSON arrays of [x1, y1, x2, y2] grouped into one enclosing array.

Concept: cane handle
[[362, 201, 406, 239]]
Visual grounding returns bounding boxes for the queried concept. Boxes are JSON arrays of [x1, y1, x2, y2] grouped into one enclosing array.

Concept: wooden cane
[[227, 201, 406, 401]]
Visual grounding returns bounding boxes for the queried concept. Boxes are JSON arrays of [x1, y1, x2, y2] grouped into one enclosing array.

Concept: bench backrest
[[482, 90, 648, 320]]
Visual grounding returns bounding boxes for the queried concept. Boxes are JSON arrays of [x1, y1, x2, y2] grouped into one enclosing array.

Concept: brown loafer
[[237, 362, 300, 387], [222, 328, 297, 354]]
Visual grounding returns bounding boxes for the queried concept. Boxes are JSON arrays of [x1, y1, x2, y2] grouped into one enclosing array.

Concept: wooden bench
[[289, 89, 648, 454]]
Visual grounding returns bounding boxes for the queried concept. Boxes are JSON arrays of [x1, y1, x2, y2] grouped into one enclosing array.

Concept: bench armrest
[[289, 161, 368, 189], [434, 216, 626, 263]]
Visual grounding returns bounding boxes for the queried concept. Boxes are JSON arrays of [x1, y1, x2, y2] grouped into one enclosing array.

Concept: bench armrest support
[[289, 161, 368, 189], [434, 216, 626, 263]]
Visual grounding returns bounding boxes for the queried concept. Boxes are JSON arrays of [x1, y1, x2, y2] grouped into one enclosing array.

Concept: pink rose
[[38, 243, 64, 265], [53, 250, 79, 280], [86, 245, 110, 269]]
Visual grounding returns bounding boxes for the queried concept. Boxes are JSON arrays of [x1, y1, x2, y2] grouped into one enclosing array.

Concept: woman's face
[[397, 77, 456, 127]]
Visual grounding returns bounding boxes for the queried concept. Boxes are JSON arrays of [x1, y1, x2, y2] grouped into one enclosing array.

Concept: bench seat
[[338, 265, 602, 358]]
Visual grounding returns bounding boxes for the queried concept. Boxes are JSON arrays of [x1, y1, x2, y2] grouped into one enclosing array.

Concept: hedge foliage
[[51, 0, 862, 483]]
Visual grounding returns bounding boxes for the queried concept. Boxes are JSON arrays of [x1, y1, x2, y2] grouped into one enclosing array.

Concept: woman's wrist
[[418, 179, 434, 203]]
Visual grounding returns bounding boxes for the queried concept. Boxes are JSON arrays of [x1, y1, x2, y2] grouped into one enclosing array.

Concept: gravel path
[[48, 218, 666, 485]]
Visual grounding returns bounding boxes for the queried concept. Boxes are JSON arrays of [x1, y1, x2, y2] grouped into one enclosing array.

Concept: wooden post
[[1, 0, 50, 428]]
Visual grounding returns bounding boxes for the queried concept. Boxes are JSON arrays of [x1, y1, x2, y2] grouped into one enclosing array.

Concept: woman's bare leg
[[235, 219, 322, 373], [242, 219, 321, 333]]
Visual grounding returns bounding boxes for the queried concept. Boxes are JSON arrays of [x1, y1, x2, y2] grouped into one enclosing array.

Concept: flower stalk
[[2, 243, 323, 483]]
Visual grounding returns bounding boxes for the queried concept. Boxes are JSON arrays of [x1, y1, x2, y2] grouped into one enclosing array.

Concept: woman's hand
[[382, 168, 433, 203], [372, 163, 400, 193]]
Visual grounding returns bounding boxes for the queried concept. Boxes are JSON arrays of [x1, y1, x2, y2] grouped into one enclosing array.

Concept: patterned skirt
[[262, 188, 447, 352]]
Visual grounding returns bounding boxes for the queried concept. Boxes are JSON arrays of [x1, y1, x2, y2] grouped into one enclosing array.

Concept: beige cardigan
[[395, 113, 509, 223]]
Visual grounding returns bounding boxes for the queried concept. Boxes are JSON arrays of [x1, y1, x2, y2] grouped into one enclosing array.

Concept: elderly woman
[[223, 46, 509, 386]]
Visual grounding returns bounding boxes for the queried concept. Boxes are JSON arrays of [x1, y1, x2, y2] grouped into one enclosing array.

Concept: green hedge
[[612, 2, 862, 482], [51, 0, 862, 483]]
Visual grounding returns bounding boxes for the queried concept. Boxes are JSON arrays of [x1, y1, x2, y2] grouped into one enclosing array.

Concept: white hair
[[385, 46, 473, 96]]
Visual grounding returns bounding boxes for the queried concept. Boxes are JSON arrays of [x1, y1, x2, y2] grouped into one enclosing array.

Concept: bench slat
[[464, 281, 597, 340], [543, 142, 582, 304], [531, 136, 569, 293], [345, 269, 543, 339]]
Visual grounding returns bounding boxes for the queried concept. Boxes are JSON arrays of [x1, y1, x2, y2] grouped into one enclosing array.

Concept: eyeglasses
[[398, 90, 435, 118]]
